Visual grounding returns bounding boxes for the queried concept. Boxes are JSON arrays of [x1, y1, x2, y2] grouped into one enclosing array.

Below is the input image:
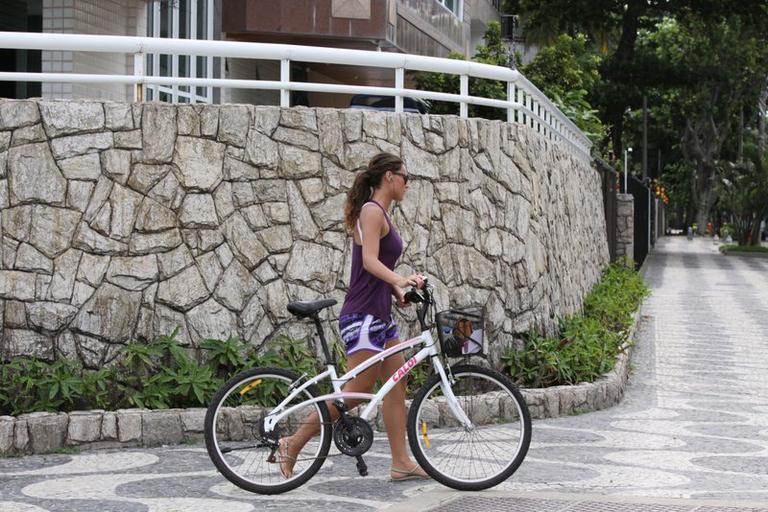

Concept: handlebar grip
[[403, 290, 423, 304]]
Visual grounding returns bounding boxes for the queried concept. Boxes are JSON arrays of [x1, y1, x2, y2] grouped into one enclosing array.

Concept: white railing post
[[133, 52, 144, 102], [506, 81, 514, 124], [460, 74, 468, 118], [395, 67, 404, 113], [171, 0, 179, 103], [280, 58, 290, 108]]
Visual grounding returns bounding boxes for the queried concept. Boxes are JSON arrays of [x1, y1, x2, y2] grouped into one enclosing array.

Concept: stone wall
[[616, 193, 634, 263], [0, 99, 609, 368]]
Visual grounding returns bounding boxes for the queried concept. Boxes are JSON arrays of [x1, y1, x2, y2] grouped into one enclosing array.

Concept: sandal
[[390, 464, 430, 482], [277, 438, 297, 479]]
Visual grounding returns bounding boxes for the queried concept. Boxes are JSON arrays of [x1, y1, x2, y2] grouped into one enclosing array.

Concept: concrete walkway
[[1, 236, 767, 511]]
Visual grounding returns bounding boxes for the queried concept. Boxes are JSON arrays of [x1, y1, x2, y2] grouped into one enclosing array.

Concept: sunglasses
[[391, 172, 409, 184]]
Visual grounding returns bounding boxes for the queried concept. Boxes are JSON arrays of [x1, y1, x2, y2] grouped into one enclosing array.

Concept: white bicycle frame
[[262, 329, 473, 432]]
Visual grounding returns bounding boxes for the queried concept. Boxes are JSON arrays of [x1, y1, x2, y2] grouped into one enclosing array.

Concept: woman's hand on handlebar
[[393, 286, 409, 307], [394, 273, 425, 290], [393, 274, 425, 307]]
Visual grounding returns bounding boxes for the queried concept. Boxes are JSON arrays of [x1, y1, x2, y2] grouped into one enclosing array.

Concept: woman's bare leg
[[379, 338, 428, 479], [280, 350, 380, 476]]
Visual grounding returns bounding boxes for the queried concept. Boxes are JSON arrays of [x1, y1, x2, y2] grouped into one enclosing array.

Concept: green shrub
[[502, 261, 649, 387], [719, 244, 768, 253]]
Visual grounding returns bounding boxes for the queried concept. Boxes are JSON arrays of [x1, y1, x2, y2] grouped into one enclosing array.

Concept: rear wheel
[[407, 364, 531, 491], [204, 367, 332, 494]]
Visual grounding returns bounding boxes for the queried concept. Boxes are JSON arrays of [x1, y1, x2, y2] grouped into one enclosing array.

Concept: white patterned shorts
[[339, 314, 399, 355]]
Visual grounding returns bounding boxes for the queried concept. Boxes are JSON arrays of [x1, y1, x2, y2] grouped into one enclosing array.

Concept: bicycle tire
[[204, 367, 332, 494], [407, 364, 531, 491]]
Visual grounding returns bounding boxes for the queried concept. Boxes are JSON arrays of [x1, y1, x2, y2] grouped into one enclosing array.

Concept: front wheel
[[407, 364, 531, 491]]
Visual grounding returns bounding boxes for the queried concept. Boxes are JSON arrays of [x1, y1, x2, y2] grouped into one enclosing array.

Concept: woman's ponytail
[[344, 152, 403, 233]]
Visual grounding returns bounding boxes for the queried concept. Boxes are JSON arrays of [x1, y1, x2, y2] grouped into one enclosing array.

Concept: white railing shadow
[[0, 31, 592, 159]]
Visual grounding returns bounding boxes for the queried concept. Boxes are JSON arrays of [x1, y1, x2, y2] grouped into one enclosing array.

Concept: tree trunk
[[759, 78, 767, 160], [750, 218, 762, 246], [604, 0, 644, 157]]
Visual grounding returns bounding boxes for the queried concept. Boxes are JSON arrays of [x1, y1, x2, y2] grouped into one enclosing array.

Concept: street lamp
[[623, 147, 633, 193]]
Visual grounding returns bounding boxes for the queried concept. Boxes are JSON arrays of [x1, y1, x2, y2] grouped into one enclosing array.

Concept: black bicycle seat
[[287, 299, 338, 318]]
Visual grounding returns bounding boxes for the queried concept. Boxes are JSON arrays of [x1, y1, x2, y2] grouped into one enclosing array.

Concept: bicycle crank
[[333, 416, 373, 457]]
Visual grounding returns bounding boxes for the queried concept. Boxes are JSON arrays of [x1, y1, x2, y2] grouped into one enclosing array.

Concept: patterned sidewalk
[[1, 236, 767, 511]]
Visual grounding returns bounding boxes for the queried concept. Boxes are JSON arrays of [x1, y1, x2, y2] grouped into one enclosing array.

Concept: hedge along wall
[[0, 99, 609, 368]]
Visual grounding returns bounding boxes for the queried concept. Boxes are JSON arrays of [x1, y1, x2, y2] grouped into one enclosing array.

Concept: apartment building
[[1, 0, 501, 105]]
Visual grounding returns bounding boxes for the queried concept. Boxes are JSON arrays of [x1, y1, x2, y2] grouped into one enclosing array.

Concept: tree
[[642, 15, 768, 233], [414, 22, 510, 120], [415, 24, 606, 146], [521, 33, 606, 147], [510, 0, 768, 161]]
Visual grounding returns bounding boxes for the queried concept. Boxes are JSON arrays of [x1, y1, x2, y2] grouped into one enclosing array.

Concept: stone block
[[70, 283, 143, 342], [101, 411, 118, 440], [40, 101, 104, 137], [50, 132, 113, 159], [14, 418, 29, 453], [105, 255, 159, 291], [0, 416, 15, 455], [8, 143, 66, 206], [142, 104, 177, 163], [0, 100, 40, 129], [101, 149, 132, 184], [222, 214, 269, 270], [142, 410, 183, 446], [180, 194, 218, 228], [24, 412, 67, 453], [67, 411, 103, 444], [11, 123, 46, 146], [214, 258, 258, 311], [186, 298, 237, 345], [173, 136, 224, 191], [156, 264, 209, 311], [117, 410, 144, 443], [129, 229, 183, 255], [218, 105, 250, 147], [0, 270, 37, 301], [181, 408, 206, 433], [105, 102, 134, 131]]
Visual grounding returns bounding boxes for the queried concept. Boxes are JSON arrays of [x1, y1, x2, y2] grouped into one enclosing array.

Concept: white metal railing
[[0, 31, 592, 159]]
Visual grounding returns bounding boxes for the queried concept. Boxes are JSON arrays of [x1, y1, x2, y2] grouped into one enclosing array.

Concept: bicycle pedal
[[355, 455, 368, 476]]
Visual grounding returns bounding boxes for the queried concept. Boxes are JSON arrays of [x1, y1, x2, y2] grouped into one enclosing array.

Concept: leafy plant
[[503, 261, 649, 387], [170, 363, 222, 406], [202, 336, 247, 378], [719, 244, 768, 254]]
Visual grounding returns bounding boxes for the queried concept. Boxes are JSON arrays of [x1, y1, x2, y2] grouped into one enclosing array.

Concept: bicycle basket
[[435, 307, 485, 357]]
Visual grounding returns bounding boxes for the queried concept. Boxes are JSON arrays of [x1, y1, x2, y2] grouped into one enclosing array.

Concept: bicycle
[[204, 280, 531, 494]]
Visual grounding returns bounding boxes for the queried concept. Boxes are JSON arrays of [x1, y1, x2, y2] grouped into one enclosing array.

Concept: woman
[[279, 152, 429, 482]]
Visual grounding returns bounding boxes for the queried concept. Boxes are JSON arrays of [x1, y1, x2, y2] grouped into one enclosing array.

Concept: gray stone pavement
[[1, 236, 767, 511]]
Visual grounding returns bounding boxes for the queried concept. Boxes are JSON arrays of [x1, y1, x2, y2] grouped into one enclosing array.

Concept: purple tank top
[[340, 201, 403, 322]]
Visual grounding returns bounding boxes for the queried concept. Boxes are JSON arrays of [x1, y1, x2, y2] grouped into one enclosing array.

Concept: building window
[[146, 0, 214, 103], [438, 0, 462, 19]]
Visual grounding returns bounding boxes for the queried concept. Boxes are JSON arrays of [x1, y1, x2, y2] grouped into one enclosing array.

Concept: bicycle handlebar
[[403, 278, 433, 331]]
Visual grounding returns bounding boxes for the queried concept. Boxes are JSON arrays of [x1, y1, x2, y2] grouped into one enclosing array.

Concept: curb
[[519, 307, 641, 419], [385, 490, 768, 512], [0, 309, 643, 457]]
